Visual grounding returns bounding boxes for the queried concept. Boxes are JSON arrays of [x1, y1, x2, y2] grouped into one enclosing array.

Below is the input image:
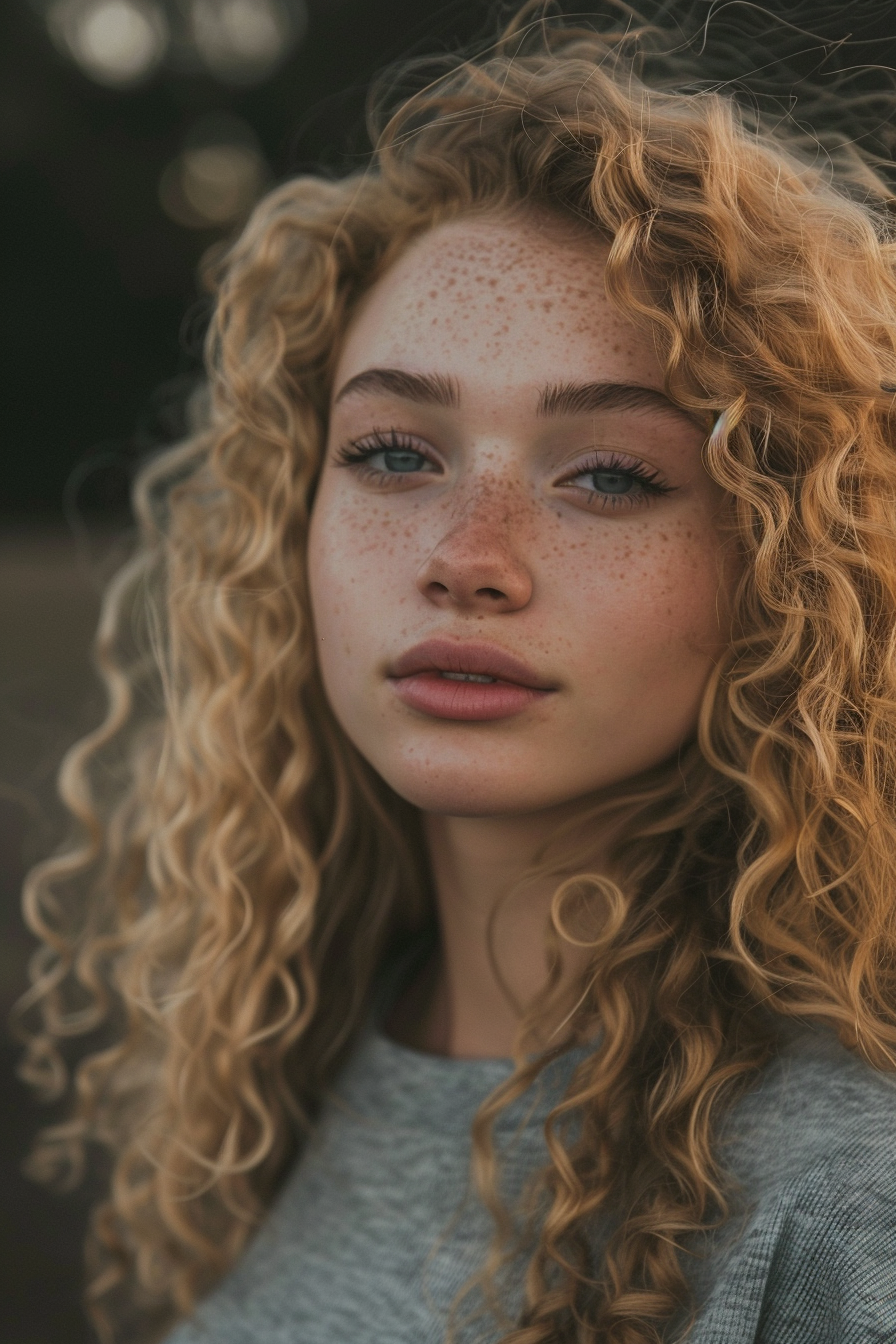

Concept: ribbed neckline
[[337, 1017, 595, 1139]]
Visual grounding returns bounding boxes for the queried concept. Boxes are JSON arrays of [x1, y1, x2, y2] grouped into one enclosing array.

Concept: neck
[[389, 804, 609, 1059]]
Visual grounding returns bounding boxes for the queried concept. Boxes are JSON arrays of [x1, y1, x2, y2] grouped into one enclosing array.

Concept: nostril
[[477, 587, 506, 601]]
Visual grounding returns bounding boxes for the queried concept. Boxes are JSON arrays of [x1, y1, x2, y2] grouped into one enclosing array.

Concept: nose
[[415, 495, 534, 613]]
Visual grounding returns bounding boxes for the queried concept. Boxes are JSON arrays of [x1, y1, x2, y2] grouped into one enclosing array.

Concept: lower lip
[[389, 671, 551, 721]]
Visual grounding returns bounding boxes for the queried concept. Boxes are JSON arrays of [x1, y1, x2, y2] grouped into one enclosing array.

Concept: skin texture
[[307, 213, 735, 1057]]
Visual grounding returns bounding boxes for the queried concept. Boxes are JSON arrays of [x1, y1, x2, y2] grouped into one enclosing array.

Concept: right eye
[[377, 447, 429, 472], [334, 430, 441, 478]]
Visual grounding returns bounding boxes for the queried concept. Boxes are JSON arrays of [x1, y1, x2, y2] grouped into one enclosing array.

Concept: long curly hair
[[17, 5, 896, 1342]]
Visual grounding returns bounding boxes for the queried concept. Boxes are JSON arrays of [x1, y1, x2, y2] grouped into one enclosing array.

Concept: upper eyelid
[[555, 451, 668, 481], [341, 429, 442, 458], [333, 431, 444, 474], [344, 429, 434, 450], [558, 455, 640, 477]]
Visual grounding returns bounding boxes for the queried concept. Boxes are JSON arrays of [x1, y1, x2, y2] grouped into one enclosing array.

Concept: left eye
[[560, 455, 672, 504], [577, 468, 639, 495]]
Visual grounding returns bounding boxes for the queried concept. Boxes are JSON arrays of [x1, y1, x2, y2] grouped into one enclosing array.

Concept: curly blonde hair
[[18, 5, 896, 1342]]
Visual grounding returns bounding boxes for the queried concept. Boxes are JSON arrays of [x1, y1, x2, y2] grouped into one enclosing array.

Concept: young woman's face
[[308, 214, 734, 819]]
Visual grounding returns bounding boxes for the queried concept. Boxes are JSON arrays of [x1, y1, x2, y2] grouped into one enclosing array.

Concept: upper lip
[[388, 638, 556, 690]]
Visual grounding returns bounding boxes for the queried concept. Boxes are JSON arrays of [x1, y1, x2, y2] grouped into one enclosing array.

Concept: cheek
[[307, 485, 358, 675], [566, 517, 728, 669], [307, 479, 415, 675], [310, 478, 384, 596]]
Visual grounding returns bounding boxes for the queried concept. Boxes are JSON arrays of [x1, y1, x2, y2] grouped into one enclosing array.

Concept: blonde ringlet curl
[[16, 4, 896, 1342]]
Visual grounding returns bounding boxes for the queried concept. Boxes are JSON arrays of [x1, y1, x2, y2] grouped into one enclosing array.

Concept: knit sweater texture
[[163, 961, 896, 1344]]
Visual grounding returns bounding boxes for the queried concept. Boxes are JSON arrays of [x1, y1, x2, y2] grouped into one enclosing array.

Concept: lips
[[387, 638, 556, 721]]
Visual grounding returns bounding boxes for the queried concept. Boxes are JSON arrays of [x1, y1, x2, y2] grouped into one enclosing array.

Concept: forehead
[[334, 214, 665, 396]]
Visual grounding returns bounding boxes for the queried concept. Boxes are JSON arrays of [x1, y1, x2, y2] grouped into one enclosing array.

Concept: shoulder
[[722, 1019, 896, 1248], [721, 1020, 896, 1189], [688, 1024, 896, 1344]]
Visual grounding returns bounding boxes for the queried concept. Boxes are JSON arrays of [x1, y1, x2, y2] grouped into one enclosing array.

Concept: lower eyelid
[[557, 477, 668, 509], [560, 472, 644, 490], [564, 465, 671, 489], [357, 456, 441, 480]]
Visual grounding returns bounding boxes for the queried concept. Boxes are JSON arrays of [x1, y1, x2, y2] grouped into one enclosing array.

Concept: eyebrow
[[536, 381, 691, 421], [333, 367, 460, 409], [333, 366, 698, 426]]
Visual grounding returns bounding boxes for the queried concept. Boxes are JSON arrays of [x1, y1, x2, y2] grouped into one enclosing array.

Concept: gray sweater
[[164, 973, 896, 1344]]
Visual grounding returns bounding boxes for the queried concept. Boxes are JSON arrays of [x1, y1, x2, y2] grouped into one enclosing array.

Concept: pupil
[[384, 449, 423, 472], [592, 470, 631, 494]]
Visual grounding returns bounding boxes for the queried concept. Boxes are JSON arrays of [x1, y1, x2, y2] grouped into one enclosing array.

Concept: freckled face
[[307, 214, 733, 818]]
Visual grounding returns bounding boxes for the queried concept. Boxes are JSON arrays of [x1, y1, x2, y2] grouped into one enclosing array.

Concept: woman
[[20, 7, 896, 1343]]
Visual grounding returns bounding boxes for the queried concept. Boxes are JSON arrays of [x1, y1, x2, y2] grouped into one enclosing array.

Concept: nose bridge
[[445, 464, 531, 548], [417, 461, 535, 612]]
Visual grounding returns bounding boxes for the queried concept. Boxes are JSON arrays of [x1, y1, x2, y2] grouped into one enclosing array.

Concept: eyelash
[[561, 450, 675, 510], [335, 429, 432, 474], [335, 430, 675, 509]]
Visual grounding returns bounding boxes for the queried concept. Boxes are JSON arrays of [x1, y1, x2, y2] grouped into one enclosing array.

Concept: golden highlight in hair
[[16, 6, 896, 1342]]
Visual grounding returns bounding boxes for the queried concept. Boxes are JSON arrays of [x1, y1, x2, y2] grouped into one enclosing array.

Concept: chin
[[378, 761, 561, 819]]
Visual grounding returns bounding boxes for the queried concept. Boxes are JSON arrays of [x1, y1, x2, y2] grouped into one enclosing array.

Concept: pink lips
[[387, 638, 556, 722]]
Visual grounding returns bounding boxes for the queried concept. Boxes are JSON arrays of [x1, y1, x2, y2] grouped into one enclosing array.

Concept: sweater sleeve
[[756, 1153, 896, 1344], [689, 1145, 896, 1344]]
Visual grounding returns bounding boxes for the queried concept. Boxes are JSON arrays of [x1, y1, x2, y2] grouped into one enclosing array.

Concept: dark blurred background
[[0, 2, 492, 1339], [2, 1, 896, 1340]]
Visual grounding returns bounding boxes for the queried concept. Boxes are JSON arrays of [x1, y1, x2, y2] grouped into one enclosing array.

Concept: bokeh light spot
[[159, 114, 268, 228], [190, 0, 306, 84], [48, 0, 169, 87]]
